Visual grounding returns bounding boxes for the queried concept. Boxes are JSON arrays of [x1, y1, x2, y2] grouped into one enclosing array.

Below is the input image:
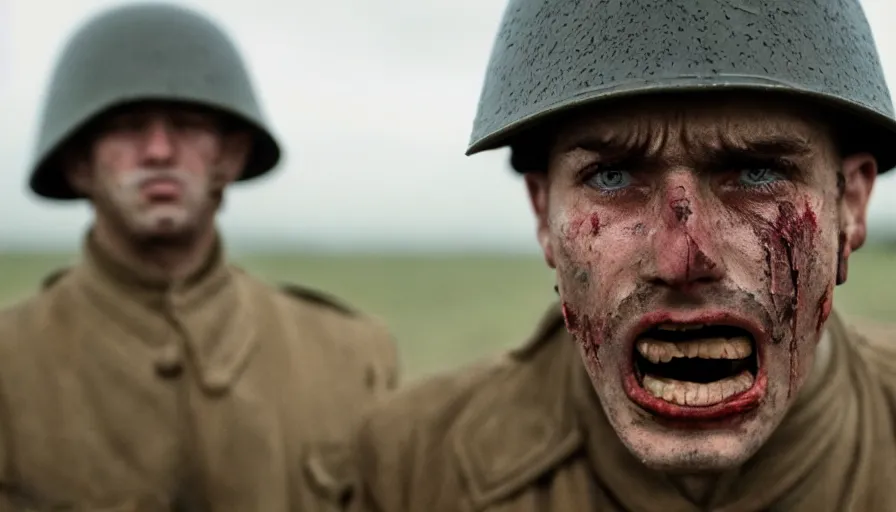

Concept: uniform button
[[155, 343, 183, 379]]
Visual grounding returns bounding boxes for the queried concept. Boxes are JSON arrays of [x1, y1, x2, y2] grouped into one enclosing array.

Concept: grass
[[0, 248, 893, 380]]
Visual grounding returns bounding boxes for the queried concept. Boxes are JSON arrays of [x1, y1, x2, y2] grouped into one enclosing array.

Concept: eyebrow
[[560, 133, 813, 161], [560, 134, 649, 159], [713, 136, 813, 158]]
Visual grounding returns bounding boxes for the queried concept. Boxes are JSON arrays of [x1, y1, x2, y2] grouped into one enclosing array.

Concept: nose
[[141, 118, 176, 165], [641, 175, 727, 289]]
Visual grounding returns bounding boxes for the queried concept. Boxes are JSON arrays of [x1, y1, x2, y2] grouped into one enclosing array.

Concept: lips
[[622, 311, 769, 421], [140, 177, 182, 199]]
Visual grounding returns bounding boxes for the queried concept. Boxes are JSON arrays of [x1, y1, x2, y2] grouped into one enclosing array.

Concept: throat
[[668, 473, 722, 506], [92, 220, 219, 284]]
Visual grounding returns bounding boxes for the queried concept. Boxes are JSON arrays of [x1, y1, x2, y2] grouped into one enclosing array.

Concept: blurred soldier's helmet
[[29, 2, 281, 199]]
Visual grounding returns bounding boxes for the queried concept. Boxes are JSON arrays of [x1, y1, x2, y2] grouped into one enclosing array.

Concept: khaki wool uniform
[[0, 234, 399, 511], [352, 303, 896, 512]]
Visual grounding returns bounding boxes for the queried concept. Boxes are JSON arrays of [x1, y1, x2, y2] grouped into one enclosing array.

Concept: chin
[[129, 212, 194, 241], [607, 405, 774, 472]]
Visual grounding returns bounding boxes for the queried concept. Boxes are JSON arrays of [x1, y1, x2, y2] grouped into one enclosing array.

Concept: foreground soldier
[[0, 3, 398, 510], [352, 0, 896, 510]]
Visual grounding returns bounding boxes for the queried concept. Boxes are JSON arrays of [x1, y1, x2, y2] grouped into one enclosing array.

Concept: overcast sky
[[1, 0, 895, 252]]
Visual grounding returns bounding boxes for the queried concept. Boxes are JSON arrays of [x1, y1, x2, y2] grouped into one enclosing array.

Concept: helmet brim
[[466, 78, 896, 175], [28, 99, 282, 200]]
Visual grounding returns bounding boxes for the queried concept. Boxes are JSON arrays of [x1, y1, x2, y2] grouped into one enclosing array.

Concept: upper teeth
[[636, 336, 752, 363]]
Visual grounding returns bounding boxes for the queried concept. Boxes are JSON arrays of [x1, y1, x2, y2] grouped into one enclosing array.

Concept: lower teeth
[[642, 370, 754, 407]]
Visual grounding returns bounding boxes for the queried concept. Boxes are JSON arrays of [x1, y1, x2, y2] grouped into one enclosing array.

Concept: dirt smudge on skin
[[671, 198, 693, 224], [574, 268, 590, 284]]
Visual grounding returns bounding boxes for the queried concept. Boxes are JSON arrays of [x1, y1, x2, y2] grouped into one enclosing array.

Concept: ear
[[837, 152, 877, 283], [524, 172, 556, 268], [215, 130, 253, 184]]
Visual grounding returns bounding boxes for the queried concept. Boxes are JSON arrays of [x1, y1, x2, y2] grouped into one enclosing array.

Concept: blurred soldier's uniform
[[0, 3, 399, 510]]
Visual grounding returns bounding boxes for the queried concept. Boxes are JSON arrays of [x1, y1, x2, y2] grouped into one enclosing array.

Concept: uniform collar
[[73, 229, 258, 393], [82, 228, 230, 311]]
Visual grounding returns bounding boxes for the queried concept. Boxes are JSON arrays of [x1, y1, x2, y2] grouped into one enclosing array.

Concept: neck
[[92, 219, 218, 283]]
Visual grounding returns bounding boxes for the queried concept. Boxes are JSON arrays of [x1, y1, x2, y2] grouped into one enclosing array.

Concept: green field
[[1, 248, 893, 380]]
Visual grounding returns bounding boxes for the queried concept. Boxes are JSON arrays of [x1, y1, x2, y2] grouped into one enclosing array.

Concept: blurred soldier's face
[[66, 103, 250, 244], [524, 94, 876, 473]]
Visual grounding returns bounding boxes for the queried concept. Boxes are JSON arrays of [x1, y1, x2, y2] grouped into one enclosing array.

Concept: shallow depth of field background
[[1, 0, 894, 383], [1, 250, 892, 381]]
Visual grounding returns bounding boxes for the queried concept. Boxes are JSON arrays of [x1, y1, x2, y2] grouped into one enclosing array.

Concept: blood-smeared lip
[[140, 177, 182, 200], [622, 310, 769, 422]]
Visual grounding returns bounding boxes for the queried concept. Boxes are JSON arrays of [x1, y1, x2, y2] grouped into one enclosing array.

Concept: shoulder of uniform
[[276, 283, 358, 317], [361, 355, 509, 438], [355, 355, 511, 502], [358, 304, 582, 509], [0, 289, 42, 349], [0, 266, 72, 330]]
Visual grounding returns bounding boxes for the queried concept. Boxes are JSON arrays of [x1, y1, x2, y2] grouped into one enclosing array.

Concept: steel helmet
[[468, 0, 896, 174]]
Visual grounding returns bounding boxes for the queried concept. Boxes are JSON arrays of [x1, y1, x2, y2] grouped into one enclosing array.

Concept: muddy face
[[64, 102, 250, 245], [525, 94, 877, 472]]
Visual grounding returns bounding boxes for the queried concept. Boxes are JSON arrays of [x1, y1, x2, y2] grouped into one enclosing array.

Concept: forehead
[[550, 94, 835, 157]]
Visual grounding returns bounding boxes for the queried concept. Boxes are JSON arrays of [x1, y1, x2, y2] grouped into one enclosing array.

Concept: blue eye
[[739, 168, 783, 186], [587, 169, 632, 191]]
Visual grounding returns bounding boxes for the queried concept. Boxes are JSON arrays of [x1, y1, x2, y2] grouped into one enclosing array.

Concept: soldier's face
[[525, 95, 877, 472], [67, 104, 249, 243]]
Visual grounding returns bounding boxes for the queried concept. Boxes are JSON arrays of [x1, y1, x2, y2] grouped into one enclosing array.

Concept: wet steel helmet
[[468, 0, 896, 174], [28, 2, 282, 199]]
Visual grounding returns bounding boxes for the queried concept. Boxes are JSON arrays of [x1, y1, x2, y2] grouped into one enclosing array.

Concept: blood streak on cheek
[[562, 302, 603, 370], [757, 201, 819, 397], [589, 213, 601, 235]]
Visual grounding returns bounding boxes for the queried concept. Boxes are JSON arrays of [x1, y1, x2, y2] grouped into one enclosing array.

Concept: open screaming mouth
[[633, 324, 760, 408]]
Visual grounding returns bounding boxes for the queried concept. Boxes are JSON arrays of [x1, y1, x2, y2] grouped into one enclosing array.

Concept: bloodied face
[[64, 102, 251, 245], [525, 94, 877, 471]]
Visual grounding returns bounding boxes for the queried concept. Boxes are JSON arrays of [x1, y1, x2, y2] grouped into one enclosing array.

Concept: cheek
[[184, 135, 224, 170], [739, 197, 838, 395], [91, 140, 139, 179], [549, 202, 644, 308]]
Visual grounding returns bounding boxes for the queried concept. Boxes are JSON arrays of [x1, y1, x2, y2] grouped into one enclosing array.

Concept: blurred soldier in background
[[351, 0, 896, 510], [0, 3, 398, 510]]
